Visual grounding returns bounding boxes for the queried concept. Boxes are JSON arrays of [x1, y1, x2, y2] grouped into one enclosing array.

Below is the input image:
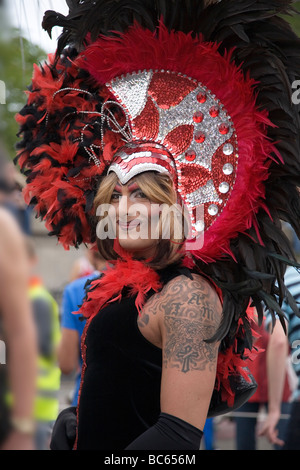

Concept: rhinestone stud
[[185, 150, 196, 162], [195, 132, 206, 144], [208, 204, 219, 216], [223, 143, 234, 156], [197, 92, 207, 104], [195, 220, 205, 232], [219, 123, 230, 135], [223, 163, 234, 175], [219, 182, 230, 194], [193, 111, 204, 123], [209, 106, 220, 118]]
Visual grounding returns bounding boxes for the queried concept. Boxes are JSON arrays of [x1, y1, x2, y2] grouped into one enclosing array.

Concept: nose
[[117, 194, 129, 219]]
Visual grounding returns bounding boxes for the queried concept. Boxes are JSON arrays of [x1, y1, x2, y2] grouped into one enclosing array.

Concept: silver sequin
[[185, 179, 222, 205], [108, 71, 153, 120]]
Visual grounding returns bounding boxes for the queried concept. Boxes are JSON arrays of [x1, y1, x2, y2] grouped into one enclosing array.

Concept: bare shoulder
[[157, 273, 222, 373], [166, 272, 221, 311], [145, 272, 222, 323]]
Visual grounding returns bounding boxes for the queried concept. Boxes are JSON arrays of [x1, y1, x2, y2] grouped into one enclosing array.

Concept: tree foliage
[[284, 1, 300, 36], [0, 28, 46, 158]]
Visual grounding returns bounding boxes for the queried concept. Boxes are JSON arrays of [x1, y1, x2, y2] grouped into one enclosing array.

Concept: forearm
[[1, 273, 38, 419], [57, 328, 79, 374], [267, 324, 288, 413]]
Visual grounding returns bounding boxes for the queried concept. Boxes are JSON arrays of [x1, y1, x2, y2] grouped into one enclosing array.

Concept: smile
[[118, 220, 141, 231]]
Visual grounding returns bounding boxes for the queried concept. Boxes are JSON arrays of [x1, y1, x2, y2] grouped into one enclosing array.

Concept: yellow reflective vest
[[29, 279, 61, 422]]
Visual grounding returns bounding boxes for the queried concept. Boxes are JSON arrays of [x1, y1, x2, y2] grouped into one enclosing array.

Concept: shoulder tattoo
[[161, 275, 222, 374]]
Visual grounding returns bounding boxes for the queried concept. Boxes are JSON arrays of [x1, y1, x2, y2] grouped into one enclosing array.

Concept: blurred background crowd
[[0, 0, 300, 451]]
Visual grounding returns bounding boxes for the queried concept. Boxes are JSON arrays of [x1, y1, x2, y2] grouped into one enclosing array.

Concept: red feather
[[78, 256, 162, 320]]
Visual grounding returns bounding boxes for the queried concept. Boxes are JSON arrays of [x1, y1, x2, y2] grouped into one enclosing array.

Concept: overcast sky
[[5, 0, 68, 52]]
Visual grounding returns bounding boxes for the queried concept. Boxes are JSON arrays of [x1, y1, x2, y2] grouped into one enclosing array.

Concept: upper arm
[[159, 274, 222, 430], [268, 319, 289, 354], [58, 328, 80, 374], [59, 286, 82, 373]]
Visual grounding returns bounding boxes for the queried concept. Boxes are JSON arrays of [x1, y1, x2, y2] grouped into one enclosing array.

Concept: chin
[[117, 237, 157, 258]]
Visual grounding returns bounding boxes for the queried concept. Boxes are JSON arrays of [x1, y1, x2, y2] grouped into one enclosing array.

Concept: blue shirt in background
[[61, 272, 100, 406]]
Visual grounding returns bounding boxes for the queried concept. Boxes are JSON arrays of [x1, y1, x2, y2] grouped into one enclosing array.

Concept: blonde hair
[[94, 171, 188, 269]]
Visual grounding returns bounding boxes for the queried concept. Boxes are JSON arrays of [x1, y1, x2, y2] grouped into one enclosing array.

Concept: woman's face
[[108, 178, 160, 258]]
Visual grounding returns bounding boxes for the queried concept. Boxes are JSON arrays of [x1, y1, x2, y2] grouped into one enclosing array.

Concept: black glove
[[125, 413, 203, 450], [50, 406, 77, 450]]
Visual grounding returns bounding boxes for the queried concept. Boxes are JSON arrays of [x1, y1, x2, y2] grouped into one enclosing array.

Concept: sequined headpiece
[[105, 69, 239, 238], [16, 21, 277, 260]]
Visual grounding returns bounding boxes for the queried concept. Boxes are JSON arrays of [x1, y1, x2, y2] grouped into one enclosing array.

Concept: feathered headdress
[[16, 0, 300, 348]]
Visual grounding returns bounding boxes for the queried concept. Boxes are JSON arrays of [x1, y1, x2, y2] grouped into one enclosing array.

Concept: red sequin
[[148, 72, 197, 110], [133, 97, 159, 140], [164, 125, 194, 157], [179, 163, 211, 195]]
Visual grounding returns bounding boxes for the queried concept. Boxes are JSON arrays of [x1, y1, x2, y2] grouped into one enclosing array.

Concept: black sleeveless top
[[76, 264, 192, 450]]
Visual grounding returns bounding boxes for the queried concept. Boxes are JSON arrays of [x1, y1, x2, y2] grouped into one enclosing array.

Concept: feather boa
[[78, 257, 162, 320]]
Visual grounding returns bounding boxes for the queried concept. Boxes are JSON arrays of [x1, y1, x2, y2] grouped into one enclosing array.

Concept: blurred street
[[30, 215, 87, 306]]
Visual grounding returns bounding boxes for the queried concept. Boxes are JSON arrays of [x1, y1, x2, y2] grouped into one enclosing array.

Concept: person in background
[[0, 208, 37, 450], [68, 248, 97, 282], [0, 144, 31, 235], [202, 418, 215, 450], [259, 266, 300, 449], [25, 238, 61, 450], [58, 250, 107, 407], [235, 320, 291, 450]]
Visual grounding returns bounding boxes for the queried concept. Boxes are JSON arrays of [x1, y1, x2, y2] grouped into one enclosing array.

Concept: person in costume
[[15, 0, 300, 450]]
